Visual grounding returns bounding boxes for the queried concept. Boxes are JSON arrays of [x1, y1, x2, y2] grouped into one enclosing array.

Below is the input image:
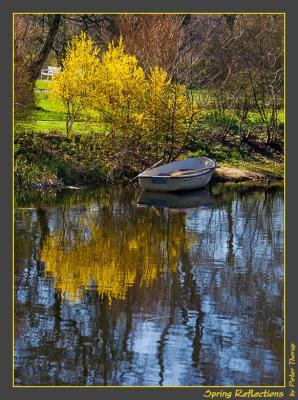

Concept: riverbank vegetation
[[14, 14, 284, 189]]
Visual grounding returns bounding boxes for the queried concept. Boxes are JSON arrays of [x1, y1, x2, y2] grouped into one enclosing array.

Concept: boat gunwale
[[137, 157, 217, 179], [138, 167, 216, 180]]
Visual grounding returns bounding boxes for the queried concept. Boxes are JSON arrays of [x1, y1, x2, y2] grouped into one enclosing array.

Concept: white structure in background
[[40, 66, 61, 80]]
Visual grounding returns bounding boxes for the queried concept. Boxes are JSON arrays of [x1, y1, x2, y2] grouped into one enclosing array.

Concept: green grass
[[23, 119, 104, 133], [190, 88, 284, 124], [35, 79, 53, 90], [198, 109, 284, 124], [24, 82, 285, 135], [21, 82, 104, 134]]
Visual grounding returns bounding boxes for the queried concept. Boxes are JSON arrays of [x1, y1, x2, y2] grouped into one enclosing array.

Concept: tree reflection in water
[[14, 184, 284, 386]]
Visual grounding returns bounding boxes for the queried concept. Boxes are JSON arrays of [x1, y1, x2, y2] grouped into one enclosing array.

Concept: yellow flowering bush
[[51, 33, 199, 169], [93, 38, 147, 160], [51, 32, 100, 135], [141, 67, 199, 162]]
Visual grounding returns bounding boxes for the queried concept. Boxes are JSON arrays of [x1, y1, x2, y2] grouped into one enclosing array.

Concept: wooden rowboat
[[137, 157, 216, 192]]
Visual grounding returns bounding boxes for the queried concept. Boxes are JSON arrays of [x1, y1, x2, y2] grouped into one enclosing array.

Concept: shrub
[[51, 34, 200, 171]]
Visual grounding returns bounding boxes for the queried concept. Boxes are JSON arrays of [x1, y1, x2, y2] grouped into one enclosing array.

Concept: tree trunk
[[30, 14, 61, 80]]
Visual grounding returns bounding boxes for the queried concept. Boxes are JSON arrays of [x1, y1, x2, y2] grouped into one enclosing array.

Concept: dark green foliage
[[14, 131, 111, 189]]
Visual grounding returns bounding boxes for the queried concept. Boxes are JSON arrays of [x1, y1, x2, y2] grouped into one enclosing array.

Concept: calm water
[[14, 184, 284, 386]]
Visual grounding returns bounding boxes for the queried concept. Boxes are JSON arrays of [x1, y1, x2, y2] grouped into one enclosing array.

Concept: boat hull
[[138, 169, 213, 192], [137, 157, 216, 192]]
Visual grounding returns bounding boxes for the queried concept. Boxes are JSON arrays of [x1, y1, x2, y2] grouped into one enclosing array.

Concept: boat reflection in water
[[137, 188, 214, 211]]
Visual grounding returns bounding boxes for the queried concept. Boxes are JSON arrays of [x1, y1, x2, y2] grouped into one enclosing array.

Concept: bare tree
[[188, 14, 284, 145], [14, 15, 35, 116], [116, 15, 189, 80], [29, 14, 61, 80]]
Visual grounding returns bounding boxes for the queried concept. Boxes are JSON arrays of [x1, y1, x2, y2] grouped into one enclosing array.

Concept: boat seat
[[156, 168, 210, 177], [170, 169, 198, 177]]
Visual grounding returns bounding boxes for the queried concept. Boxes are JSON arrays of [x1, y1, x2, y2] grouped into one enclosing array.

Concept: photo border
[[1, 1, 296, 400]]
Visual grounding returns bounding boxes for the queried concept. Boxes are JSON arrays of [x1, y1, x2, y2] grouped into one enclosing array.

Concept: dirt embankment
[[213, 166, 283, 182]]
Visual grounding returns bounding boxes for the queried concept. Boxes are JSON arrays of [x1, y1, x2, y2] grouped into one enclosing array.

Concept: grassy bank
[[189, 138, 283, 182], [14, 131, 112, 189], [14, 130, 284, 190]]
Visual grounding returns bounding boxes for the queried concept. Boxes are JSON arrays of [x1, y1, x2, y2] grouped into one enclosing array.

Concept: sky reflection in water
[[14, 184, 284, 386]]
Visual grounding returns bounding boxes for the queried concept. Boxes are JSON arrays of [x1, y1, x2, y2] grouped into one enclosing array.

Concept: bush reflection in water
[[14, 184, 284, 386]]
